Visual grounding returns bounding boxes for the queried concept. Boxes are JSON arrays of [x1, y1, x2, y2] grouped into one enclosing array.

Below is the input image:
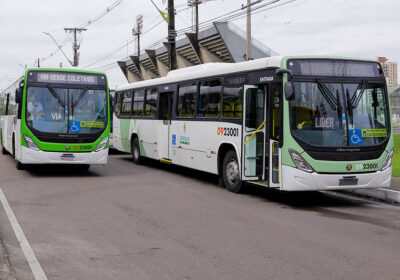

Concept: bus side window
[[198, 79, 221, 117], [115, 92, 122, 117], [120, 92, 132, 118], [145, 88, 157, 117], [133, 90, 145, 117], [223, 76, 246, 118], [177, 83, 196, 117]]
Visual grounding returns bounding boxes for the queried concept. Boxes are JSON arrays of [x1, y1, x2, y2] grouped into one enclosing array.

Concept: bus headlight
[[94, 137, 109, 152], [23, 135, 40, 151], [380, 149, 393, 171], [289, 149, 314, 173]]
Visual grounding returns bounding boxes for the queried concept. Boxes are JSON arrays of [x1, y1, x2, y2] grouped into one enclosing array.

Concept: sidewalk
[[341, 176, 400, 204]]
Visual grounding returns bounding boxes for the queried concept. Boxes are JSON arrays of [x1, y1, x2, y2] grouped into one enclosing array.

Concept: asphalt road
[[0, 151, 399, 280]]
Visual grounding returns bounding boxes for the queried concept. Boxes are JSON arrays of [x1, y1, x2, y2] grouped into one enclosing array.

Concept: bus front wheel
[[1, 146, 7, 155], [222, 150, 243, 193], [16, 161, 24, 170], [131, 137, 142, 164]]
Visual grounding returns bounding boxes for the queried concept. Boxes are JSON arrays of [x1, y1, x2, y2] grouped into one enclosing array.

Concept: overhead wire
[[92, 0, 298, 72], [82, 18, 165, 69], [40, 0, 124, 64]]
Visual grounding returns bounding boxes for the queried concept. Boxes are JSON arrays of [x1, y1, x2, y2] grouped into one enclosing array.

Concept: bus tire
[[1, 146, 7, 155], [131, 137, 142, 164], [222, 150, 243, 193], [16, 161, 24, 170], [12, 135, 15, 159]]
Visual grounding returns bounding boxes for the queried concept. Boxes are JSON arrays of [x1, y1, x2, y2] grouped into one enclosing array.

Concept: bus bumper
[[20, 146, 108, 165], [281, 165, 391, 191]]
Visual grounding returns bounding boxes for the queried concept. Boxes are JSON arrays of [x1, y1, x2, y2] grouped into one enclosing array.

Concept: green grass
[[392, 134, 400, 177]]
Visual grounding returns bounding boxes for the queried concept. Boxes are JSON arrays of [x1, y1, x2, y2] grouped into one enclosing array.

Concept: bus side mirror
[[285, 82, 295, 101], [276, 68, 293, 80], [15, 88, 22, 104]]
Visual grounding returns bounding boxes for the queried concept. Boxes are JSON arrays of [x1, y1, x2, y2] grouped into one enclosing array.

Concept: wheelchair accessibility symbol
[[70, 121, 81, 133], [349, 129, 363, 145]]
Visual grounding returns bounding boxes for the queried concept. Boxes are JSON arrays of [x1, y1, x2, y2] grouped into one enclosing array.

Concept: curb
[[342, 188, 400, 204]]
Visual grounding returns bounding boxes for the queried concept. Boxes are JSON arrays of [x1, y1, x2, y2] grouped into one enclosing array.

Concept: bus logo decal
[[65, 146, 70, 151], [346, 164, 352, 171]]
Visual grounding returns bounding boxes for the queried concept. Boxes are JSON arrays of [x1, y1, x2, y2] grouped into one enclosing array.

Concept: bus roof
[[116, 55, 379, 92]]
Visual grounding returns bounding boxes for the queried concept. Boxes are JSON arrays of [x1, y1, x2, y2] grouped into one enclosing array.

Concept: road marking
[[0, 187, 47, 280]]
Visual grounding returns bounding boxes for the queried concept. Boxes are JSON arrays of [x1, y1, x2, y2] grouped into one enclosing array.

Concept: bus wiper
[[47, 86, 66, 107], [346, 89, 354, 126], [72, 88, 89, 108], [350, 80, 367, 107], [372, 88, 378, 120], [316, 79, 338, 110], [336, 89, 343, 128]]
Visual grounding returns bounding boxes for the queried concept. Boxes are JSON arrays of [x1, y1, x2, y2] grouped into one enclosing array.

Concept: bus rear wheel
[[1, 146, 7, 155], [131, 137, 142, 164], [222, 150, 243, 193]]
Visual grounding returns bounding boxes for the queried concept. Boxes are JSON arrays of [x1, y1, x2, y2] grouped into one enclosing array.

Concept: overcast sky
[[1, 0, 399, 90]]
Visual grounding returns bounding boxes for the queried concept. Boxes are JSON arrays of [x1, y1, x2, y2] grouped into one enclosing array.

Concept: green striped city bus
[[112, 56, 393, 192], [0, 68, 110, 170]]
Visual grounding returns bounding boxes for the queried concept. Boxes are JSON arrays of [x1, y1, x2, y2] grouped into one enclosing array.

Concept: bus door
[[159, 92, 173, 161], [268, 83, 282, 188], [242, 85, 266, 181]]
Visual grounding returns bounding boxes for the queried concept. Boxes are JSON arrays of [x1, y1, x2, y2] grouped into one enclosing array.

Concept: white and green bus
[[0, 69, 110, 170], [113, 56, 393, 192]]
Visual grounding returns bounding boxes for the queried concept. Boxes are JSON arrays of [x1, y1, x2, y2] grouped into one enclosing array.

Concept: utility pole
[[168, 0, 177, 70], [246, 0, 251, 60], [64, 27, 87, 67], [188, 0, 201, 40], [242, 0, 266, 60], [132, 15, 143, 57]]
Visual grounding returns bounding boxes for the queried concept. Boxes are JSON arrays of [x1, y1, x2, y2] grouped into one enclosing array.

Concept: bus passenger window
[[198, 79, 221, 117], [133, 90, 145, 117], [177, 83, 196, 117], [120, 92, 132, 117], [115, 92, 122, 117], [145, 89, 157, 117], [223, 76, 246, 118]]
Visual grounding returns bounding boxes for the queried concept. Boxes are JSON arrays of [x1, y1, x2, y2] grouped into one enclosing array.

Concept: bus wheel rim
[[226, 160, 239, 185], [134, 144, 139, 159]]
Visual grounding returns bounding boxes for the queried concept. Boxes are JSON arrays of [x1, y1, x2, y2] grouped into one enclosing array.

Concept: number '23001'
[[217, 127, 239, 137]]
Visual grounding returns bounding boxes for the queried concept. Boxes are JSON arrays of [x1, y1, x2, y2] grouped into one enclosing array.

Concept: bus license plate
[[339, 177, 358, 186], [60, 154, 75, 161]]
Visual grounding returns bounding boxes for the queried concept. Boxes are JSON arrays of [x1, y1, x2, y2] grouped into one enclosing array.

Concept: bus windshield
[[26, 87, 107, 134], [290, 81, 389, 147]]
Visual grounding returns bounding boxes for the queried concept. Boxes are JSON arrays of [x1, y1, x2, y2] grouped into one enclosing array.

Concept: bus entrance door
[[159, 92, 173, 162], [268, 83, 282, 189], [241, 85, 266, 181]]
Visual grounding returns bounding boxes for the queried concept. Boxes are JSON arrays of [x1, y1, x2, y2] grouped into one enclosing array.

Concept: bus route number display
[[33, 72, 103, 85]]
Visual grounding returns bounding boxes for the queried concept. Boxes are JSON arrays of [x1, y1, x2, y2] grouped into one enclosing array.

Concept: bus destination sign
[[30, 71, 105, 86]]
